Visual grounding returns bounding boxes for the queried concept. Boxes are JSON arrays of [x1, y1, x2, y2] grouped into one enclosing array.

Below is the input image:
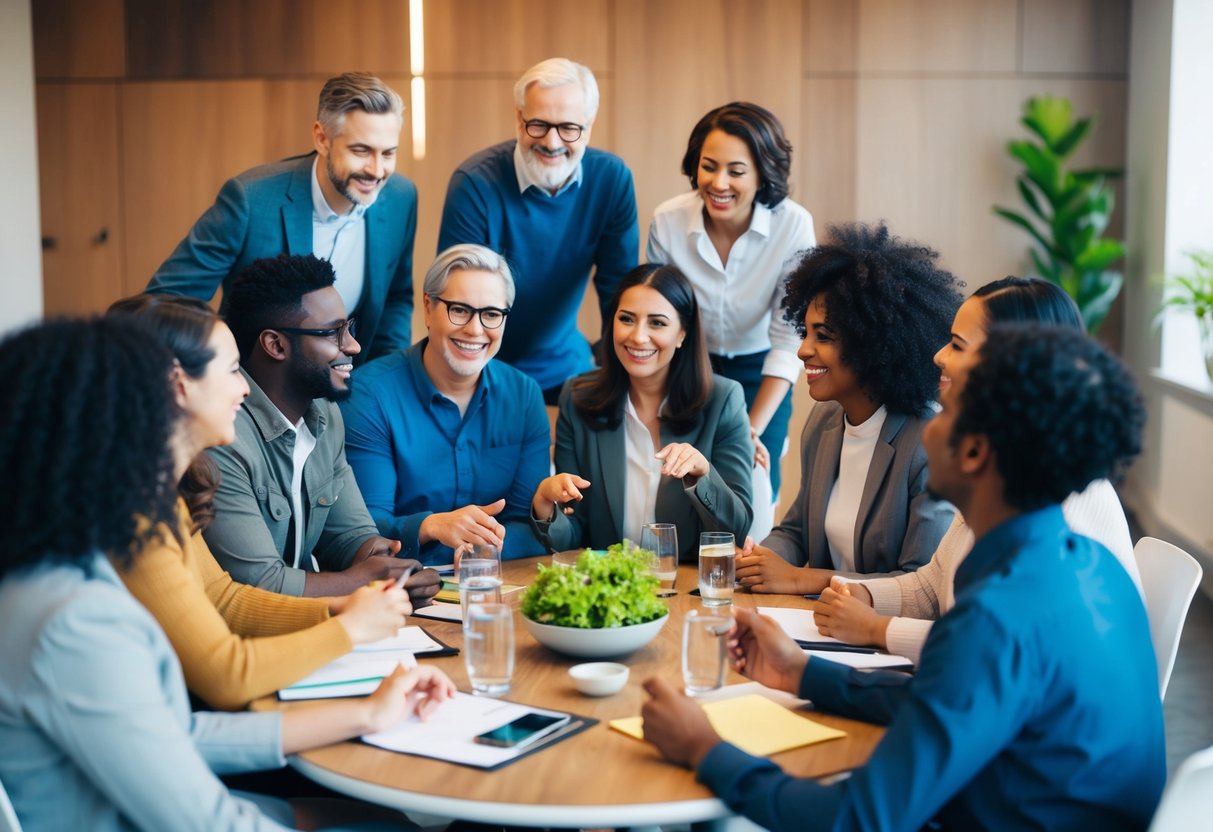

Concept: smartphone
[[473, 712, 571, 749]]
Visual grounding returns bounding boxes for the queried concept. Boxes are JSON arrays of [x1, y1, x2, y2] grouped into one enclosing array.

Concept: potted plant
[[1159, 250, 1213, 380], [994, 95, 1125, 334]]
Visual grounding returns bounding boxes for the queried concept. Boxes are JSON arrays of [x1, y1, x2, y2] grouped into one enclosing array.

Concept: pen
[[287, 675, 385, 690], [794, 640, 879, 654]]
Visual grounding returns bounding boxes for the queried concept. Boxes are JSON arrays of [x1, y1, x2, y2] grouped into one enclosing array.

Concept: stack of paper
[[280, 626, 448, 700]]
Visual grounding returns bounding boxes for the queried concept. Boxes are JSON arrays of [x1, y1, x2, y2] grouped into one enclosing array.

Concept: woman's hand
[[750, 428, 770, 471], [735, 537, 831, 594], [531, 473, 591, 521], [362, 665, 458, 734], [655, 442, 709, 483], [814, 582, 890, 649], [335, 583, 412, 644]]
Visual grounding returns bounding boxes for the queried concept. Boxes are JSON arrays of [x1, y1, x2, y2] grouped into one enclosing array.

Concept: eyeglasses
[[432, 297, 510, 329], [275, 318, 357, 348], [522, 119, 585, 142]]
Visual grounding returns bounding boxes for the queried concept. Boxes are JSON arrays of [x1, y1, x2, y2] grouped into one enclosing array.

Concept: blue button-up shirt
[[699, 505, 1166, 831], [341, 341, 550, 563]]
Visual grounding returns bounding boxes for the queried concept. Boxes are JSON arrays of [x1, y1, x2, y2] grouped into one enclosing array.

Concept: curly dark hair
[[681, 102, 792, 207], [782, 222, 963, 415], [573, 263, 712, 433], [954, 324, 1145, 512], [223, 254, 336, 361], [107, 293, 224, 532], [0, 318, 179, 579]]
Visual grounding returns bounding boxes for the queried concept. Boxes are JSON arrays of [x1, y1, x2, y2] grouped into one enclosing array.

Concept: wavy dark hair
[[782, 222, 963, 416], [681, 102, 792, 208], [108, 293, 224, 532], [0, 318, 178, 579], [954, 325, 1145, 511], [573, 264, 712, 433], [974, 276, 1083, 330], [223, 254, 337, 361]]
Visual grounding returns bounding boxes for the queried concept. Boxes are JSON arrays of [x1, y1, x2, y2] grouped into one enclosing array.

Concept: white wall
[[1122, 0, 1213, 596], [0, 0, 42, 333]]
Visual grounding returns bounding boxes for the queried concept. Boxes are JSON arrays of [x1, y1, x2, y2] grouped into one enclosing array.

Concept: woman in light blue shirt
[[0, 318, 453, 832]]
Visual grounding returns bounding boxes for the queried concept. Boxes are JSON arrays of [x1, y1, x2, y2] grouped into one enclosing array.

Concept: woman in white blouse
[[647, 103, 816, 507], [814, 276, 1143, 663]]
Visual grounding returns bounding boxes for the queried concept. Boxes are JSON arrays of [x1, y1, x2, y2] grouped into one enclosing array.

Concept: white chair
[[1133, 536, 1203, 699], [0, 775, 22, 832], [1149, 743, 1213, 830]]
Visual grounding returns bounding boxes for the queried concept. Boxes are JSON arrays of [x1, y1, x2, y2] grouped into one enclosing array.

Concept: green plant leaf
[[1030, 248, 1062, 281], [1017, 177, 1046, 220], [1022, 95, 1073, 146], [1052, 117, 1094, 158], [1075, 239, 1126, 272], [994, 206, 1055, 256], [1077, 270, 1124, 334], [1007, 141, 1061, 201]]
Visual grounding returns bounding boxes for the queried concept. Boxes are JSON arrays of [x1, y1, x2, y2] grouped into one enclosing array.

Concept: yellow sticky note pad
[[610, 693, 845, 757]]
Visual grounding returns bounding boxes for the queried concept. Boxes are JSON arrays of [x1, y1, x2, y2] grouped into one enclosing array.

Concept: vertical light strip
[[409, 0, 426, 160]]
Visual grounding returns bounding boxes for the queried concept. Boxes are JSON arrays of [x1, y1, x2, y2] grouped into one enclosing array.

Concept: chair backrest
[[1133, 536, 1203, 699], [0, 775, 22, 832], [1149, 743, 1213, 830]]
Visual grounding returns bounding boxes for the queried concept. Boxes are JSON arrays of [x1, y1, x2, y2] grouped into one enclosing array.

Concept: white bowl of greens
[[521, 542, 669, 659]]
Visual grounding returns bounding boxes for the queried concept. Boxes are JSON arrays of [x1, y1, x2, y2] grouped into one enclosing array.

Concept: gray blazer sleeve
[[532, 384, 584, 553], [685, 380, 753, 541]]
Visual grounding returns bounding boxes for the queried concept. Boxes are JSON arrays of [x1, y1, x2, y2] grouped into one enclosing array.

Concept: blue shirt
[[341, 341, 551, 563], [437, 140, 639, 391], [699, 506, 1165, 831]]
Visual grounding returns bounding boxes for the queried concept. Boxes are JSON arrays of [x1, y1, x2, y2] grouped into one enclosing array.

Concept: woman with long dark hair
[[0, 317, 453, 830], [814, 277, 1142, 661], [531, 264, 753, 559]]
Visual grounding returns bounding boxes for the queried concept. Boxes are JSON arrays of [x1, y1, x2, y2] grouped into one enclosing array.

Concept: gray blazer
[[534, 375, 754, 560], [764, 401, 954, 575]]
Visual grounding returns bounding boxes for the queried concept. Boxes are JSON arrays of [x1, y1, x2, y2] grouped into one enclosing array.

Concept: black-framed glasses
[[432, 297, 510, 329], [522, 119, 585, 142], [275, 318, 357, 348]]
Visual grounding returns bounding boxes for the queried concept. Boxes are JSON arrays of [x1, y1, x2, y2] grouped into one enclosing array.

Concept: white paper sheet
[[758, 606, 843, 644], [280, 652, 418, 700], [362, 692, 575, 768], [411, 603, 464, 623], [803, 650, 913, 670], [353, 626, 448, 653]]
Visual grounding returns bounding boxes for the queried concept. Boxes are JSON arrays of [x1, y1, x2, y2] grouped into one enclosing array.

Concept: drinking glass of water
[[682, 609, 730, 695], [463, 602, 514, 697], [698, 532, 735, 607], [459, 543, 502, 619], [640, 523, 678, 597]]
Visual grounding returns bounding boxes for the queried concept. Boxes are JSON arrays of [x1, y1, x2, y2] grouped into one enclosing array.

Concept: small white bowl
[[568, 662, 630, 696]]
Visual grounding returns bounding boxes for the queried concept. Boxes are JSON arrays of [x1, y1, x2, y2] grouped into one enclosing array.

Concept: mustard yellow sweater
[[119, 500, 352, 709]]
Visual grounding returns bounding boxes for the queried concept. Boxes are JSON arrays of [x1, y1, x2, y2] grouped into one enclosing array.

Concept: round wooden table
[[262, 558, 885, 826]]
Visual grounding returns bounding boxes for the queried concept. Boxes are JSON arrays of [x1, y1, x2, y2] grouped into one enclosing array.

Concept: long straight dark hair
[[107, 294, 224, 533], [572, 264, 712, 433]]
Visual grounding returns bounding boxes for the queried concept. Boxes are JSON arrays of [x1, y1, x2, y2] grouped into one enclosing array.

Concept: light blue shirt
[[311, 158, 368, 315], [0, 554, 289, 831]]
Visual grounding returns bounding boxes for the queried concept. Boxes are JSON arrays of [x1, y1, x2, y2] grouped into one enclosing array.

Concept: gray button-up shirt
[[204, 370, 379, 595]]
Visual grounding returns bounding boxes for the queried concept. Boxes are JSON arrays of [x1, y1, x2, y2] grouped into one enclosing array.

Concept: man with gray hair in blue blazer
[[147, 72, 417, 365]]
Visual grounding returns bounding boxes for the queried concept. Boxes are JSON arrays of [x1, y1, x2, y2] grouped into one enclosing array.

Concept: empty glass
[[463, 602, 514, 697], [641, 523, 678, 596]]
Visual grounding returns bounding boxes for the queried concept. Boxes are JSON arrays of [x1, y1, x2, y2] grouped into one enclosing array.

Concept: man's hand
[[735, 538, 832, 594], [419, 500, 507, 549], [532, 473, 591, 520], [640, 677, 722, 769], [335, 583, 412, 643], [815, 581, 890, 649], [728, 607, 808, 694], [351, 536, 402, 564], [402, 565, 441, 608]]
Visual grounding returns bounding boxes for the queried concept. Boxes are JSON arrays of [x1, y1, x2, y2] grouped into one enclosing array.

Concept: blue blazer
[[534, 374, 754, 560], [764, 401, 954, 575], [147, 153, 417, 364]]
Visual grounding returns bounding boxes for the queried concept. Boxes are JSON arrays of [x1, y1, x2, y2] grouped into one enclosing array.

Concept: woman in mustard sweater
[[108, 294, 438, 709]]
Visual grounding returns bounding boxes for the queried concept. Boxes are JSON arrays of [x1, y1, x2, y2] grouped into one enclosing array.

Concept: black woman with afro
[[737, 221, 963, 595]]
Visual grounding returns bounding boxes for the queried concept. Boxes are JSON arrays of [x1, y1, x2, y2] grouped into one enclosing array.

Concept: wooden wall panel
[[37, 83, 125, 314], [856, 0, 1018, 74], [1022, 0, 1129, 75], [308, 1, 410, 76], [614, 0, 805, 252], [851, 78, 1127, 291], [33, 0, 125, 79], [120, 81, 269, 290], [806, 0, 858, 74], [801, 79, 857, 231], [423, 0, 611, 75]]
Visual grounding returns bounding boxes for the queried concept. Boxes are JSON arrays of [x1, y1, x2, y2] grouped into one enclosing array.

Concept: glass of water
[[459, 543, 502, 620], [641, 523, 678, 597], [698, 532, 735, 606], [682, 609, 730, 695], [463, 602, 514, 697]]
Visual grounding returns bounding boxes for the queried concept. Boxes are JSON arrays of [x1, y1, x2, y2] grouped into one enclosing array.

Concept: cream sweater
[[857, 480, 1140, 663]]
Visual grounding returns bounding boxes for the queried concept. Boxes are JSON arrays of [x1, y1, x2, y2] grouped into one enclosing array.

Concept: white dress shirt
[[621, 394, 663, 543], [646, 190, 816, 384], [311, 158, 367, 315], [824, 406, 887, 572]]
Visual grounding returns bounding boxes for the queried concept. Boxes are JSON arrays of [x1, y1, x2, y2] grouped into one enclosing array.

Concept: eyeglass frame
[[274, 317, 358, 348], [521, 119, 586, 143], [430, 297, 512, 330]]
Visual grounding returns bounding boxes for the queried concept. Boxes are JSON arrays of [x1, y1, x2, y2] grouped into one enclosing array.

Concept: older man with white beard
[[437, 58, 638, 404], [340, 244, 551, 564]]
